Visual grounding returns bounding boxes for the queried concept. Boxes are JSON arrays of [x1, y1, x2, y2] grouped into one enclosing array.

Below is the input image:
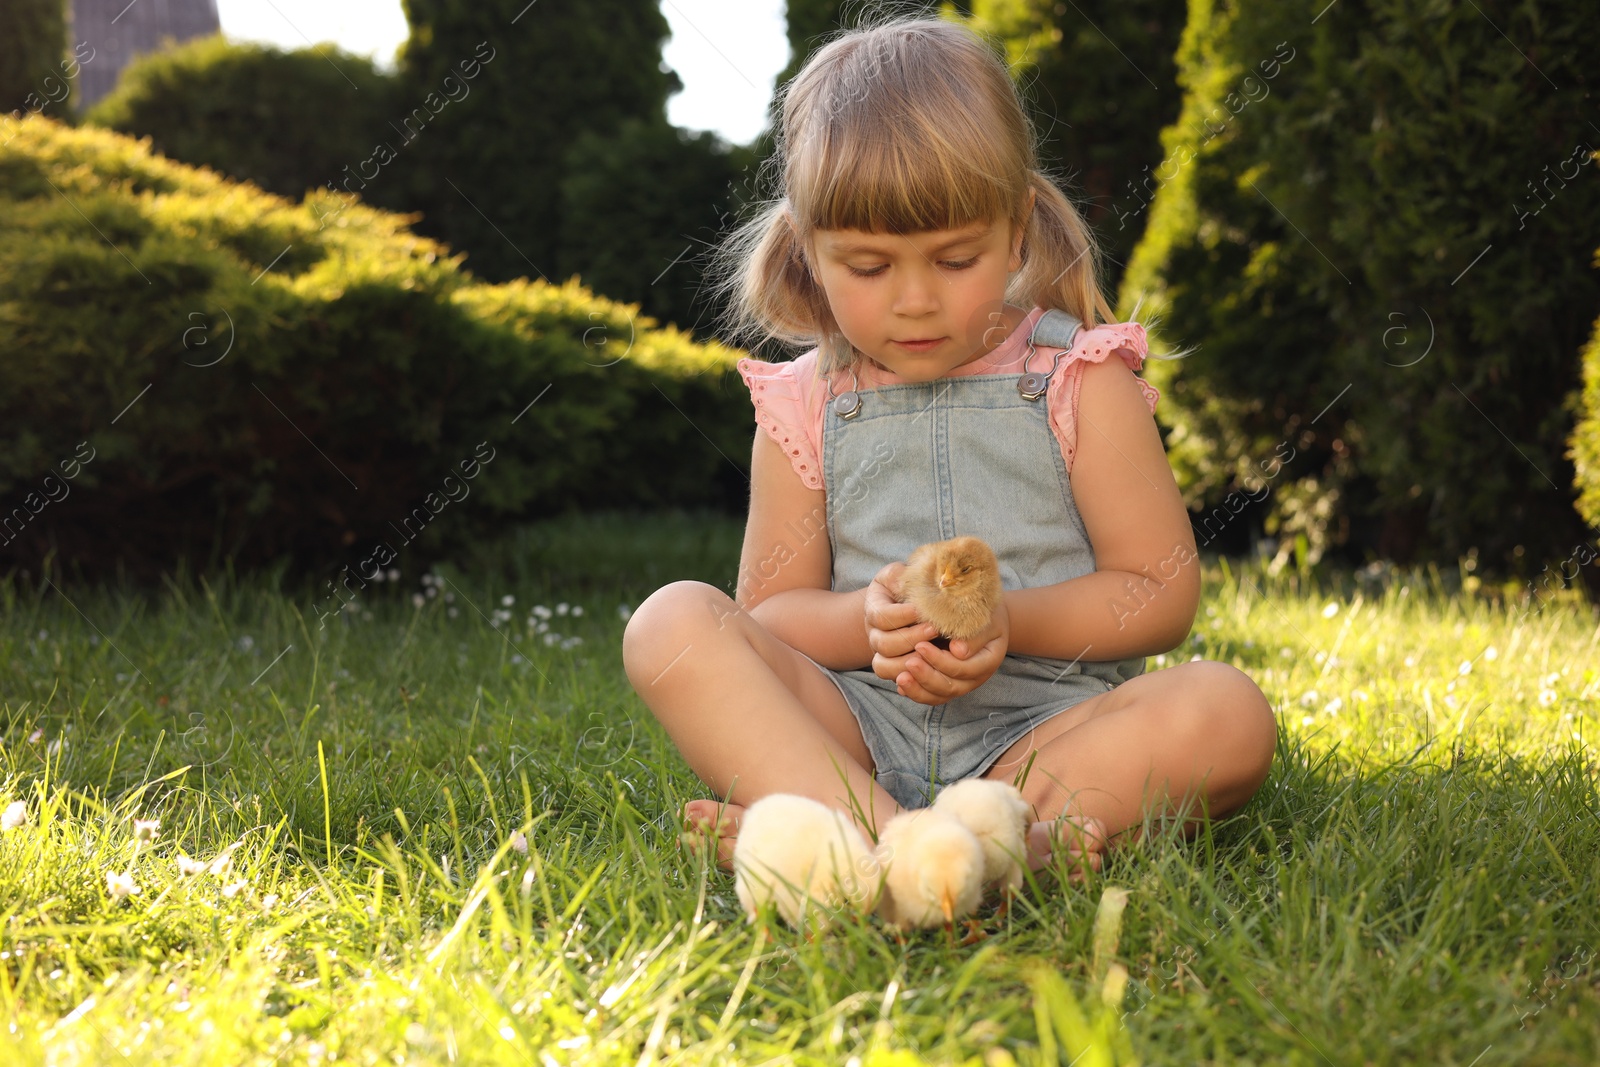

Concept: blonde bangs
[[794, 91, 1023, 235]]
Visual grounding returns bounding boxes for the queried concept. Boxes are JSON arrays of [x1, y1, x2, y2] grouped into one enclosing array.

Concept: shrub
[[0, 116, 749, 581], [1121, 0, 1600, 576], [85, 35, 400, 202], [1572, 295, 1600, 533]]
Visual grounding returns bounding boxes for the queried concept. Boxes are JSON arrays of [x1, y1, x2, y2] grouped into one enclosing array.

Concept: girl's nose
[[891, 267, 941, 317]]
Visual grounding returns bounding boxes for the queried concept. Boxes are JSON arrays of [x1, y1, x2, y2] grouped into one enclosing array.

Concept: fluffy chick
[[733, 794, 880, 932], [900, 536, 1003, 644], [874, 808, 986, 929], [932, 778, 1032, 895]]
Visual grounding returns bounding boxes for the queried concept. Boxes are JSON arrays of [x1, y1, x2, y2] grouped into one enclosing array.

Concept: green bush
[[0, 116, 749, 580], [1572, 294, 1600, 533], [85, 35, 400, 202], [1121, 0, 1600, 577]]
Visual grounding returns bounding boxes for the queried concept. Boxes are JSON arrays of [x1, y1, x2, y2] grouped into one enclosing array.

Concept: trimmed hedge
[[1121, 0, 1600, 577], [85, 35, 400, 202], [0, 116, 750, 580]]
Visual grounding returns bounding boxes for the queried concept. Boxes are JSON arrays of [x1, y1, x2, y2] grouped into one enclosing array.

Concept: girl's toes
[[680, 800, 743, 871], [1023, 815, 1110, 880], [682, 799, 742, 835]]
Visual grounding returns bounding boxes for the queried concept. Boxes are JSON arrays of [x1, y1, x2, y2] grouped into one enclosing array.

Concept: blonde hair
[[716, 14, 1117, 373]]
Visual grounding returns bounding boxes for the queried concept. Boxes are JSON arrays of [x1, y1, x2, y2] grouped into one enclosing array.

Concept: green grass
[[2, 512, 1598, 1065]]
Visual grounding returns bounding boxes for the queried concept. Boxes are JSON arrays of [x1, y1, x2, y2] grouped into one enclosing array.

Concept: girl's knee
[[622, 581, 738, 686], [1185, 661, 1276, 786]]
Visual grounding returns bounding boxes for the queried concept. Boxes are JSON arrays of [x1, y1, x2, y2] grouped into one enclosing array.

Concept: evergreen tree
[[397, 0, 678, 283], [965, 0, 1186, 292], [1, 0, 68, 118], [1123, 0, 1600, 574]]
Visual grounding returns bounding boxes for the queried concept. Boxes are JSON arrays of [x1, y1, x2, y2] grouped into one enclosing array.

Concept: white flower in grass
[[1321, 602, 1339, 618], [447, 607, 458, 619], [28, 729, 43, 744], [533, 605, 553, 620], [176, 855, 206, 876], [107, 871, 140, 901], [561, 637, 583, 650], [426, 586, 437, 599], [1279, 648, 1293, 659], [617, 605, 633, 622], [261, 894, 279, 913], [1301, 715, 1315, 727], [501, 594, 515, 607], [1539, 689, 1558, 708], [510, 831, 528, 855], [2, 801, 26, 831], [1404, 656, 1417, 668], [412, 594, 426, 609], [1323, 697, 1343, 715], [207, 843, 242, 877], [557, 603, 570, 616], [220, 881, 248, 899], [1299, 690, 1320, 708], [1541, 672, 1561, 688], [1458, 660, 1473, 676], [133, 818, 160, 843], [571, 605, 584, 617], [387, 568, 399, 581], [543, 633, 560, 646], [1483, 646, 1499, 662]]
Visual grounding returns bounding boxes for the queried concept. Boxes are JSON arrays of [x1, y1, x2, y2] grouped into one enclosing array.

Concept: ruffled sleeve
[[1045, 321, 1162, 474], [735, 354, 825, 490]]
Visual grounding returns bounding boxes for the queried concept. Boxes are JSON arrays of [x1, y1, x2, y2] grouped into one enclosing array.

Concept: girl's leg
[[984, 660, 1277, 871], [623, 581, 901, 861]]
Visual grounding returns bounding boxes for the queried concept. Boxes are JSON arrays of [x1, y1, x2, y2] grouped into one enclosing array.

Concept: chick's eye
[[960, 564, 972, 574]]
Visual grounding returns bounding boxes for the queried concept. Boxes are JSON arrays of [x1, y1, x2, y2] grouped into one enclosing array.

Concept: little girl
[[623, 16, 1276, 875]]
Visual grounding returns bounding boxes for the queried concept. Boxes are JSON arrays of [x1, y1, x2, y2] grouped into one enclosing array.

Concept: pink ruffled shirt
[[735, 306, 1160, 490]]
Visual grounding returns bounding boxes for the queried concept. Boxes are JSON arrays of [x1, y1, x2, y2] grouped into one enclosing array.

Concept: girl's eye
[[851, 255, 972, 278]]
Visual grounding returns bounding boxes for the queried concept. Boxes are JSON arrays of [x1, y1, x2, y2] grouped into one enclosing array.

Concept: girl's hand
[[866, 562, 1009, 705], [864, 562, 941, 665]]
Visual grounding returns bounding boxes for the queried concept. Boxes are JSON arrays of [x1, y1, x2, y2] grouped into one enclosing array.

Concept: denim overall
[[816, 310, 1147, 809]]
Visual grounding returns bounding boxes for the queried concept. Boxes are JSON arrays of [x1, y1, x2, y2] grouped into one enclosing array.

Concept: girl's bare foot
[[680, 799, 744, 870], [1023, 815, 1108, 883]]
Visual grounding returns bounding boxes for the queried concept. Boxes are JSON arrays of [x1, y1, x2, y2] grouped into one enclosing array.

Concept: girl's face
[[809, 219, 1026, 381]]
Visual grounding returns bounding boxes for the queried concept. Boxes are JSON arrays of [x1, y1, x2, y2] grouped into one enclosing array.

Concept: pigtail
[[1012, 170, 1118, 330], [711, 200, 807, 350]]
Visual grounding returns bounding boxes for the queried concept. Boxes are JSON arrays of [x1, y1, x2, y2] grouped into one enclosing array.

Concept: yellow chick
[[899, 535, 1003, 645], [732, 794, 880, 931], [873, 808, 986, 929], [932, 778, 1032, 895]]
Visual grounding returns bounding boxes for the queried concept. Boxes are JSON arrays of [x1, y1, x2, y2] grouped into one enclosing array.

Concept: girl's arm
[[736, 430, 879, 670], [1006, 355, 1201, 661]]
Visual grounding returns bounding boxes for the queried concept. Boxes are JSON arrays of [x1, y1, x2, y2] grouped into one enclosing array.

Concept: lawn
[[2, 513, 1597, 1065]]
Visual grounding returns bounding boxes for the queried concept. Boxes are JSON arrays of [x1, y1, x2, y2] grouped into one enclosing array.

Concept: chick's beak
[[938, 570, 954, 589], [940, 887, 955, 923]]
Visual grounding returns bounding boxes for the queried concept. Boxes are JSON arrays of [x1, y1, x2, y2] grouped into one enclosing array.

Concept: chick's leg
[[624, 581, 901, 865]]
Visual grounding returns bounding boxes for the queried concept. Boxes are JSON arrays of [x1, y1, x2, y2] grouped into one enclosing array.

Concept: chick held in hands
[[899, 535, 1003, 646]]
